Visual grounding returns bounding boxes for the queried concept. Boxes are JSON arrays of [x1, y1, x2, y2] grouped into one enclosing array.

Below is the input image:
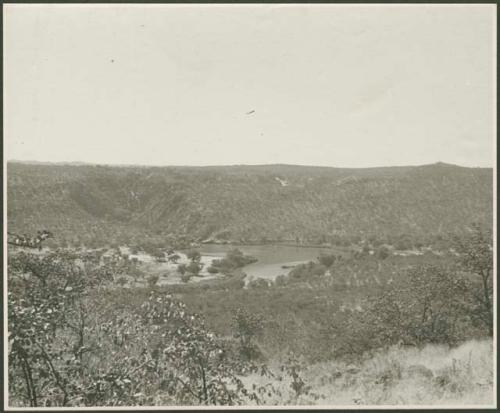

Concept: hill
[[6, 162, 493, 247]]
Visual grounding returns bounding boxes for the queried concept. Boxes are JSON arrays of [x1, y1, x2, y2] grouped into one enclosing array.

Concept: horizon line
[[5, 159, 494, 170]]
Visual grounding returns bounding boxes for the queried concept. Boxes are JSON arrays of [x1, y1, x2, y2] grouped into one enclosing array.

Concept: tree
[[454, 225, 493, 335], [177, 263, 187, 276], [208, 250, 257, 276], [186, 250, 201, 263], [180, 273, 191, 283], [317, 253, 336, 268], [232, 308, 264, 361], [8, 249, 114, 407], [147, 274, 159, 289], [367, 264, 470, 347], [187, 262, 203, 276], [116, 277, 128, 287], [140, 292, 275, 405], [279, 352, 321, 403], [207, 265, 219, 274], [247, 278, 270, 289], [376, 246, 390, 260], [8, 250, 274, 407], [152, 250, 166, 262], [168, 254, 181, 264], [394, 236, 412, 251]]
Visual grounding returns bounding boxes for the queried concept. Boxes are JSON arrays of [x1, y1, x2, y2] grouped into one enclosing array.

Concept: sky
[[3, 4, 496, 168]]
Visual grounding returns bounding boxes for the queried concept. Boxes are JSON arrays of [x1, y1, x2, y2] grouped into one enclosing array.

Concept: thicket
[[208, 249, 258, 274], [7, 250, 306, 407], [7, 226, 492, 406]]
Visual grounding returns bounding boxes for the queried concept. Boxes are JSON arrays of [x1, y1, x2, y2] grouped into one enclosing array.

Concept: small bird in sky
[[246, 110, 255, 115]]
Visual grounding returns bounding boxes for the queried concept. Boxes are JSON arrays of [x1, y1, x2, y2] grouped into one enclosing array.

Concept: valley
[[6, 161, 494, 407]]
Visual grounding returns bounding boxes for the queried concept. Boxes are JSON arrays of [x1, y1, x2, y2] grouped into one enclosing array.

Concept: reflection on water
[[199, 244, 338, 281]]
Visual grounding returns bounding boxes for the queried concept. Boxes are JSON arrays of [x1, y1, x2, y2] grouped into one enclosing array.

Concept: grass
[[242, 339, 494, 406]]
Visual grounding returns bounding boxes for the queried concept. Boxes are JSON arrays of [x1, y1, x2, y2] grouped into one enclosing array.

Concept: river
[[198, 243, 343, 282]]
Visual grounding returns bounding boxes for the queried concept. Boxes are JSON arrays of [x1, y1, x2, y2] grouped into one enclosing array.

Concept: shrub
[[317, 253, 337, 268], [8, 251, 275, 407], [168, 253, 181, 263], [453, 225, 493, 335], [209, 250, 257, 275], [116, 276, 128, 287], [377, 246, 390, 260], [177, 263, 187, 275], [186, 261, 203, 276], [367, 264, 471, 347], [147, 274, 159, 288], [180, 273, 191, 283], [186, 250, 201, 262], [395, 236, 412, 251], [311, 264, 327, 276], [247, 278, 270, 289], [207, 265, 219, 274], [232, 308, 264, 361]]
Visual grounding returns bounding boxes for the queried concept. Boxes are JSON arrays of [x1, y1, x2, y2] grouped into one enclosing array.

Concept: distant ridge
[[7, 160, 489, 170], [7, 162, 493, 246]]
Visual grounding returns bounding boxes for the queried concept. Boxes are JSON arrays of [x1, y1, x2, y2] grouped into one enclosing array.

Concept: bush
[[395, 236, 412, 251], [8, 252, 276, 407], [186, 261, 203, 276], [147, 274, 159, 288], [209, 249, 257, 275], [311, 264, 327, 276], [274, 274, 287, 287], [367, 264, 472, 347], [453, 225, 493, 335], [317, 253, 337, 268], [116, 276, 128, 287], [186, 249, 201, 262], [177, 263, 187, 275], [168, 253, 181, 263], [247, 278, 270, 289], [377, 246, 390, 260], [207, 265, 219, 274], [232, 308, 264, 361]]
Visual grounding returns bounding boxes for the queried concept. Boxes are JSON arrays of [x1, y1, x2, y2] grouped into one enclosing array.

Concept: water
[[199, 244, 340, 281]]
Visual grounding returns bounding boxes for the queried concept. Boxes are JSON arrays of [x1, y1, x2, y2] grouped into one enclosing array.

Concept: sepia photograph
[[3, 3, 497, 409]]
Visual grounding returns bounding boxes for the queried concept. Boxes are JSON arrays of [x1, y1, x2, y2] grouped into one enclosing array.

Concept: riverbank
[[200, 239, 353, 250]]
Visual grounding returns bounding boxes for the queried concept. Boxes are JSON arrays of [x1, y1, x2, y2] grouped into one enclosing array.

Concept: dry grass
[[243, 338, 494, 406]]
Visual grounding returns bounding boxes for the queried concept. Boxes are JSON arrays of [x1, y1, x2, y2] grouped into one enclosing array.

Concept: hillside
[[245, 339, 494, 406], [7, 162, 493, 247]]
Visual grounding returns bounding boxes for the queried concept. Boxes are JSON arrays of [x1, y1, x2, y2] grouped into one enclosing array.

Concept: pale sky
[[4, 4, 496, 168]]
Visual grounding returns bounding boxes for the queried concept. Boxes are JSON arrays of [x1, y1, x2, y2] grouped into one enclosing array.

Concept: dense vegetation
[[7, 226, 493, 406], [208, 249, 258, 274], [8, 250, 280, 406], [6, 161, 494, 406], [7, 162, 492, 248]]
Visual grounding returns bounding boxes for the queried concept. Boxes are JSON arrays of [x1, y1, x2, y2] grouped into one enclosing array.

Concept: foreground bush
[[244, 339, 493, 406], [8, 251, 273, 407]]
